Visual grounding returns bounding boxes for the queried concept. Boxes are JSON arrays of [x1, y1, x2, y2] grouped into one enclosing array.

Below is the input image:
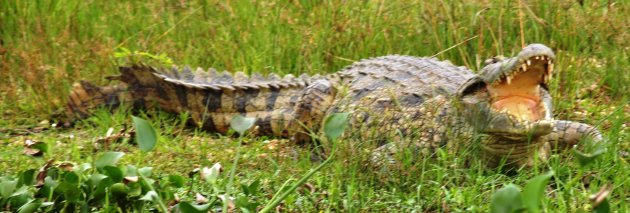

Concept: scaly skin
[[62, 44, 603, 168]]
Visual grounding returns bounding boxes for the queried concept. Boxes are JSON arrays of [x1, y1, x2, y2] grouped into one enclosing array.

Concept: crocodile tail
[[60, 80, 131, 124], [119, 64, 334, 137]]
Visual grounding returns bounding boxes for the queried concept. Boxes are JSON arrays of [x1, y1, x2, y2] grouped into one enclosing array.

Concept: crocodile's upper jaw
[[459, 44, 556, 139]]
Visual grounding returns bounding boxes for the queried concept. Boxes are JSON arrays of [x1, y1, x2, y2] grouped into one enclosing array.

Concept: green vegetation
[[1, 0, 628, 212]]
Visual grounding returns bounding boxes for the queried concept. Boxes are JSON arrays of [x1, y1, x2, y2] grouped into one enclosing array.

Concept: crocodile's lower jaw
[[481, 136, 550, 169]]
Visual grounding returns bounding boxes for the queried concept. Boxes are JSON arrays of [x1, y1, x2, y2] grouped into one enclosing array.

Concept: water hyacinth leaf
[[9, 193, 31, 211], [177, 202, 211, 213], [127, 182, 142, 197], [139, 190, 159, 202], [103, 166, 124, 183], [323, 112, 350, 141], [126, 165, 138, 176], [522, 171, 554, 213], [132, 116, 158, 152], [138, 167, 153, 178], [109, 183, 129, 197], [55, 182, 79, 202], [91, 176, 113, 202], [230, 115, 256, 135], [17, 198, 43, 213], [163, 190, 177, 202], [11, 186, 29, 197], [95, 152, 125, 170], [63, 171, 80, 185], [1, 180, 17, 198], [44, 176, 58, 189], [490, 184, 524, 213], [139, 189, 169, 212], [90, 174, 108, 186], [139, 177, 155, 190], [572, 148, 606, 167], [79, 163, 92, 172], [61, 183, 81, 202], [168, 175, 185, 188]]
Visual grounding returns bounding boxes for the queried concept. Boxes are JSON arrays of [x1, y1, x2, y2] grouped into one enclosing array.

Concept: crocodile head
[[457, 44, 556, 168]]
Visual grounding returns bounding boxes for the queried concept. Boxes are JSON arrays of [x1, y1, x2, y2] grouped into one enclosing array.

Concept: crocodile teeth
[[544, 74, 549, 82], [535, 56, 540, 60], [522, 64, 527, 71], [527, 60, 531, 66], [506, 75, 512, 84]]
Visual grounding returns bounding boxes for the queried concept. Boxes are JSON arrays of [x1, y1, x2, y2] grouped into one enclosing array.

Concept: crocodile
[[62, 44, 602, 168]]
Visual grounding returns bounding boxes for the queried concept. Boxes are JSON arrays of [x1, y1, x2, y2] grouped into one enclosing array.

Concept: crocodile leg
[[370, 120, 604, 168], [475, 120, 603, 168], [544, 120, 603, 150], [289, 79, 336, 142]]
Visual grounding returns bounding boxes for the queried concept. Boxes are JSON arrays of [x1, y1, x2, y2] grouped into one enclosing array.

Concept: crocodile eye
[[484, 56, 506, 66]]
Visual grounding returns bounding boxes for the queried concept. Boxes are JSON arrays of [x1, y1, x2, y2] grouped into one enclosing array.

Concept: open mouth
[[487, 55, 553, 122]]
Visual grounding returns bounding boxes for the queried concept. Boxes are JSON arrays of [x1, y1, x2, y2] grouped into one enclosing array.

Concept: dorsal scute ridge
[[192, 67, 208, 84], [181, 66, 195, 81], [146, 64, 323, 91], [251, 73, 265, 81], [234, 71, 249, 83]]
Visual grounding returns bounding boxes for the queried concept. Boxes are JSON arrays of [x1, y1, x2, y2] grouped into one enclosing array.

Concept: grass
[[1, 0, 628, 211]]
